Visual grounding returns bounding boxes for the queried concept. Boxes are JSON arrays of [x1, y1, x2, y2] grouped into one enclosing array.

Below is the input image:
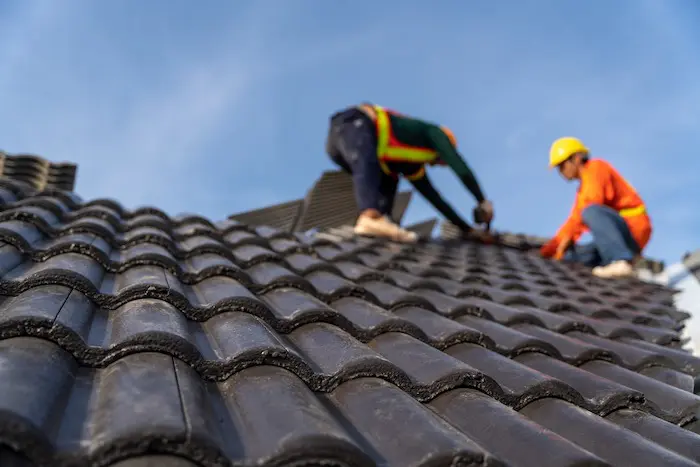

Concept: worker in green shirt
[[325, 103, 494, 243]]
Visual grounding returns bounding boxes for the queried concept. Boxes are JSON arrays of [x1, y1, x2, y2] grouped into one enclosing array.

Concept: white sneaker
[[354, 215, 418, 243], [592, 260, 635, 278]]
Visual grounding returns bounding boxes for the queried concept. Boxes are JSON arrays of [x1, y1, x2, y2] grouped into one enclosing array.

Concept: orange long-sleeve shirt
[[541, 158, 652, 258]]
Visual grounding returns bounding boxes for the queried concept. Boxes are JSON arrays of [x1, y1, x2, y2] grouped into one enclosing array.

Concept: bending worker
[[325, 103, 494, 243], [540, 137, 652, 278]]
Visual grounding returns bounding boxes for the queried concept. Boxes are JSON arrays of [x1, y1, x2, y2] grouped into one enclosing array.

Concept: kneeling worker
[[325, 103, 494, 243], [540, 137, 652, 278]]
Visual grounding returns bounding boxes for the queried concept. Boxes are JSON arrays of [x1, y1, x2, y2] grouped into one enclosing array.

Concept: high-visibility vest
[[372, 105, 438, 181]]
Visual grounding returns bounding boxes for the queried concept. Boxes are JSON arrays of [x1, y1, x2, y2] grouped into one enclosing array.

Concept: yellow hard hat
[[441, 126, 457, 148], [549, 137, 588, 168]]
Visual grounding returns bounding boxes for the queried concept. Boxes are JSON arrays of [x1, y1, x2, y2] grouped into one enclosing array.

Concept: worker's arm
[[540, 197, 580, 258], [556, 162, 609, 241], [410, 174, 472, 231], [541, 162, 609, 257], [425, 125, 486, 203]]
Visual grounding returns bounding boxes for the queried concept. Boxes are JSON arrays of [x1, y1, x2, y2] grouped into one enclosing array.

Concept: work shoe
[[591, 260, 635, 278], [354, 215, 418, 243]]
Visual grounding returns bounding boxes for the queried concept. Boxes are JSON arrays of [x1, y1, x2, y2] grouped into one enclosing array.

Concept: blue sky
[[0, 1, 698, 264]]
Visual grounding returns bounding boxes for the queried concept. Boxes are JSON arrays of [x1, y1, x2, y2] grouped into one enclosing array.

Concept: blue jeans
[[564, 204, 641, 267], [326, 108, 398, 215]]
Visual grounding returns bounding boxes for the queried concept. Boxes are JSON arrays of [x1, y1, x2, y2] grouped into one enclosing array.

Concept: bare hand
[[554, 236, 572, 260], [473, 200, 494, 226], [478, 200, 494, 223]]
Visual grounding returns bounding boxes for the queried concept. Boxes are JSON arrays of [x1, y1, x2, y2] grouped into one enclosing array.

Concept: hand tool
[[472, 205, 491, 232]]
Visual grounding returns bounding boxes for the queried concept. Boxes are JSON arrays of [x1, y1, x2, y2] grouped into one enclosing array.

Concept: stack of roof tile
[[0, 176, 699, 467], [0, 152, 78, 192], [227, 171, 416, 234], [228, 199, 304, 232], [292, 170, 414, 231]]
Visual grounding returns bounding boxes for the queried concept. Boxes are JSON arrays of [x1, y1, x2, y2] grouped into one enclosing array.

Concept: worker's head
[[549, 137, 589, 180], [440, 126, 458, 148]]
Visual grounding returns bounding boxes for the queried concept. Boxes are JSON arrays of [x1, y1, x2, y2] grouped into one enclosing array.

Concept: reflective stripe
[[405, 166, 426, 181], [378, 160, 394, 178], [374, 105, 437, 168], [619, 205, 646, 218], [378, 161, 426, 181]]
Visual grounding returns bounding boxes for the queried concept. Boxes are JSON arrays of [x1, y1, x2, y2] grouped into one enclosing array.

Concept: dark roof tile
[[580, 360, 700, 425], [520, 398, 698, 466], [514, 352, 645, 414], [429, 389, 611, 467], [327, 377, 488, 466], [1, 179, 700, 466], [454, 315, 562, 357], [638, 366, 696, 393], [606, 408, 700, 459], [111, 456, 201, 467]]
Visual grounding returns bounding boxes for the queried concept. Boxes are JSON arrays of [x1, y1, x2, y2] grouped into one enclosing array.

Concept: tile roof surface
[[0, 176, 699, 467], [440, 223, 666, 275]]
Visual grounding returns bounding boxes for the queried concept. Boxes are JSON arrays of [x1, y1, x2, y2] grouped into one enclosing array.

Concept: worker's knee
[[581, 204, 616, 225]]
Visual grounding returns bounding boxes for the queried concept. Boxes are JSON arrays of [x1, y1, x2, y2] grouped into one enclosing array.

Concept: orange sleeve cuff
[[540, 239, 558, 258]]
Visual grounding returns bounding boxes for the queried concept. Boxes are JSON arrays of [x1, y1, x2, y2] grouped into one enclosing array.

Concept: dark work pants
[[326, 108, 398, 215], [564, 204, 641, 267]]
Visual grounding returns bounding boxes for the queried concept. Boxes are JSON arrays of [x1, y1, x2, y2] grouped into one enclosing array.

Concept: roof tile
[[0, 177, 699, 466], [520, 398, 698, 466], [430, 389, 610, 467]]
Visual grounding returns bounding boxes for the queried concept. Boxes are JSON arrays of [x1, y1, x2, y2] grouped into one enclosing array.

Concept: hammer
[[472, 205, 492, 232]]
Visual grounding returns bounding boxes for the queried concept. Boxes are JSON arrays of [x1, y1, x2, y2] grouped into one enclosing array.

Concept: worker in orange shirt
[[540, 137, 652, 278]]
